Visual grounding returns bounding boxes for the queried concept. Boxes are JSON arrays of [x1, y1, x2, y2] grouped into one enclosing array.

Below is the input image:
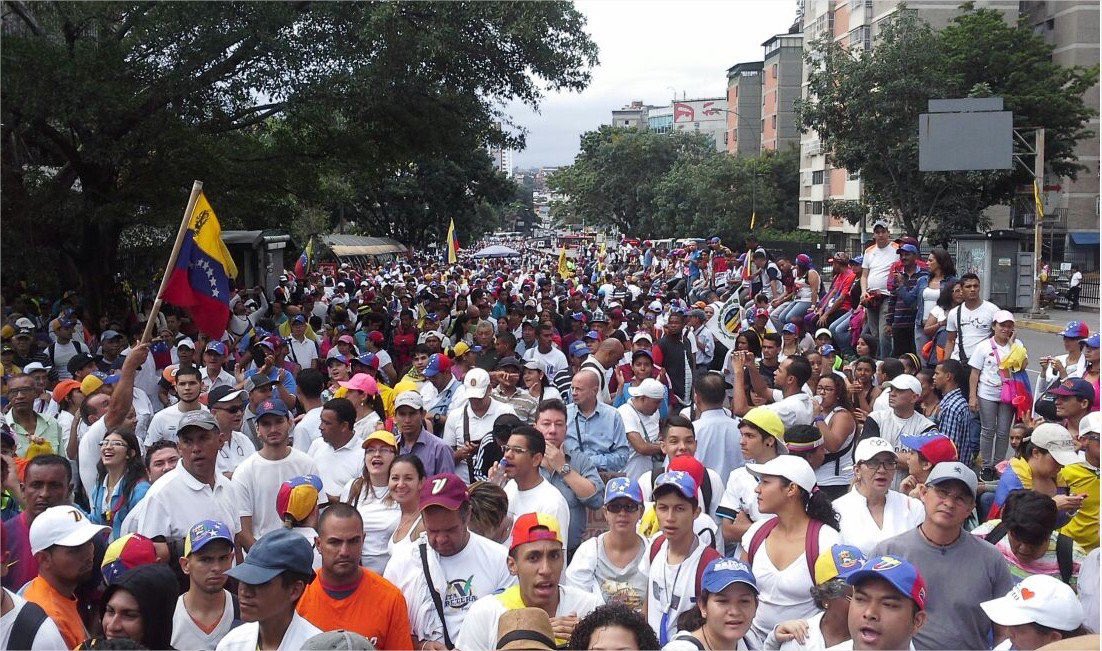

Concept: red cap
[[509, 512, 563, 551], [419, 473, 469, 512], [668, 455, 705, 495], [367, 330, 385, 344]]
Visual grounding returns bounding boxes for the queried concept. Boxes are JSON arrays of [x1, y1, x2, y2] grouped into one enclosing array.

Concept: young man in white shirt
[[860, 219, 900, 359], [232, 398, 319, 549], [216, 529, 321, 651], [442, 368, 516, 483], [173, 520, 238, 650], [308, 397, 364, 501], [455, 512, 602, 651], [944, 273, 998, 362], [200, 341, 236, 395], [208, 386, 255, 479], [502, 427, 572, 548], [286, 315, 320, 371], [145, 364, 209, 447]]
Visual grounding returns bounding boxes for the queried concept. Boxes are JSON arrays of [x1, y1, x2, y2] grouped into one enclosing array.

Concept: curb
[[1017, 319, 1066, 334]]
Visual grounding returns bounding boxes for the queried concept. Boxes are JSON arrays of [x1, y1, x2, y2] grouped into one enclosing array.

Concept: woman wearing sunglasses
[[563, 477, 649, 613], [89, 430, 150, 541]]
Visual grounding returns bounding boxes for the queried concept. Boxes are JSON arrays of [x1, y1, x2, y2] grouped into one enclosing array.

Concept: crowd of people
[[0, 226, 1098, 650]]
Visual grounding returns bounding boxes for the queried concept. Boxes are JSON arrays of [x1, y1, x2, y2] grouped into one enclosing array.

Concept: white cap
[[14, 317, 35, 330], [854, 437, 897, 464], [632, 331, 653, 344], [30, 505, 109, 554], [394, 390, 424, 410], [176, 337, 195, 350], [628, 378, 666, 400], [647, 300, 663, 312], [1080, 411, 1101, 437], [980, 574, 1083, 631], [1030, 422, 1081, 466], [884, 374, 921, 394], [746, 456, 817, 494], [992, 309, 1016, 324], [464, 367, 491, 399], [22, 362, 51, 373]]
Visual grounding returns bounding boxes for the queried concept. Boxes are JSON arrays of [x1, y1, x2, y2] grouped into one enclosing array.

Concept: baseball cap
[[464, 367, 491, 399], [871, 219, 890, 231], [205, 341, 228, 356], [302, 630, 377, 651], [582, 330, 600, 341], [782, 323, 798, 335], [496, 607, 556, 651], [29, 505, 109, 554], [176, 337, 195, 350], [980, 574, 1084, 631], [846, 555, 927, 611], [814, 544, 866, 585], [326, 350, 350, 364], [225, 529, 316, 585], [1080, 411, 1102, 438], [897, 243, 919, 255], [338, 373, 378, 395], [741, 406, 787, 451], [422, 353, 451, 378], [394, 390, 424, 411], [653, 470, 697, 502], [184, 520, 235, 556], [701, 558, 758, 595], [1081, 333, 1100, 349], [899, 433, 958, 464], [1029, 422, 1080, 466], [632, 331, 653, 344], [509, 512, 563, 551], [883, 374, 921, 394], [337, 334, 357, 346], [590, 310, 609, 323], [819, 344, 836, 357], [277, 475, 323, 523], [746, 456, 817, 494], [352, 352, 379, 370], [854, 437, 897, 464], [14, 317, 35, 330], [362, 430, 398, 450], [51, 379, 82, 404], [244, 374, 276, 392], [177, 410, 218, 435], [208, 385, 247, 405], [1047, 377, 1094, 401], [603, 476, 644, 505], [1060, 321, 1090, 339], [419, 473, 470, 511], [450, 341, 473, 358], [291, 314, 307, 325], [523, 359, 544, 373], [851, 255, 863, 265], [784, 427, 824, 454], [496, 356, 522, 371], [568, 341, 590, 358], [754, 307, 770, 319], [367, 330, 385, 345], [925, 461, 978, 498], [100, 329, 124, 341], [992, 309, 1015, 324], [67, 353, 95, 375], [13, 328, 33, 339], [814, 328, 833, 340], [627, 377, 665, 400], [101, 533, 158, 583], [254, 397, 290, 419]]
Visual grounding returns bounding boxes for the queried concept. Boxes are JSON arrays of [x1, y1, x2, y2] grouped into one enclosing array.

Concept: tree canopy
[[796, 4, 1097, 241], [1, 1, 598, 308]]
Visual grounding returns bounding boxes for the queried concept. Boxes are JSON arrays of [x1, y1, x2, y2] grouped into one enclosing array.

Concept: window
[[772, 64, 778, 78], [812, 170, 824, 185], [812, 201, 824, 215], [771, 115, 777, 129], [734, 86, 738, 97]]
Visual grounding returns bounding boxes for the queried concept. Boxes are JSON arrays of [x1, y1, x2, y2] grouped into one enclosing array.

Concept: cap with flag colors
[[102, 533, 158, 583], [162, 189, 237, 338], [510, 513, 563, 551]]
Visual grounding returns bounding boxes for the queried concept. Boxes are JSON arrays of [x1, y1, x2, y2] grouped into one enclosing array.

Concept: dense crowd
[[0, 224, 1098, 650]]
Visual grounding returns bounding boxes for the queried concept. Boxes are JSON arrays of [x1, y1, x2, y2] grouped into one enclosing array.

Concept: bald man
[[581, 340, 624, 404]]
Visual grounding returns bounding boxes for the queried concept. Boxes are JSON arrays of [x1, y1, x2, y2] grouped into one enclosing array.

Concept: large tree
[[2, 1, 597, 308], [796, 4, 1097, 240]]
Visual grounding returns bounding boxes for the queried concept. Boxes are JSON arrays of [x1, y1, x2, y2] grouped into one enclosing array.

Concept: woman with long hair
[[908, 248, 956, 355], [834, 438, 924, 555], [921, 279, 963, 366], [339, 430, 401, 573], [386, 453, 426, 562], [773, 255, 821, 331], [90, 431, 150, 541], [811, 374, 857, 500], [916, 369, 939, 418], [739, 456, 840, 641], [522, 359, 562, 406], [338, 373, 385, 437], [100, 563, 178, 650], [666, 558, 759, 651]]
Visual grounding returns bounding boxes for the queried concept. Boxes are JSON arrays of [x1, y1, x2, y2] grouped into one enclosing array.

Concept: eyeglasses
[[214, 405, 245, 414], [863, 459, 898, 471], [931, 484, 973, 506], [605, 501, 641, 514], [8, 388, 36, 396], [365, 447, 395, 457], [99, 440, 129, 449], [502, 445, 530, 456]]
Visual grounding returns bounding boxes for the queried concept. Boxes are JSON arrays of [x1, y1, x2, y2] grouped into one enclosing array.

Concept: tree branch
[[4, 0, 43, 36]]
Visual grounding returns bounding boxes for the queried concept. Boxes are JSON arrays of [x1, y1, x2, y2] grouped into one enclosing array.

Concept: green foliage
[[549, 128, 799, 240], [1, 1, 597, 309], [796, 4, 1097, 239]]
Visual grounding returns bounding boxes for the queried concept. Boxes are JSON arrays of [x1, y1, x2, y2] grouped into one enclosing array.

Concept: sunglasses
[[605, 501, 641, 514]]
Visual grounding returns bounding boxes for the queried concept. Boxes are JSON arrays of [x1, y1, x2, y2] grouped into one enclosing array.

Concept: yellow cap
[[814, 544, 866, 585], [742, 407, 787, 450], [362, 430, 398, 450], [80, 374, 105, 397]]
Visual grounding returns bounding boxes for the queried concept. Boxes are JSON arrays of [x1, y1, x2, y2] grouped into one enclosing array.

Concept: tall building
[[488, 121, 514, 178], [726, 61, 764, 156], [760, 32, 804, 152]]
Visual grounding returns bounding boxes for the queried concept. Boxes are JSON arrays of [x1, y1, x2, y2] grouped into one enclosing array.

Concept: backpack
[[746, 518, 823, 580], [648, 535, 723, 601], [921, 327, 948, 368], [7, 600, 49, 651], [985, 522, 1075, 585], [47, 339, 85, 369]]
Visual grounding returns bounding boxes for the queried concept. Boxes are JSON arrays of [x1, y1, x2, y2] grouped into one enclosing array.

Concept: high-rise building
[[726, 61, 764, 156], [760, 32, 804, 152], [488, 121, 514, 178]]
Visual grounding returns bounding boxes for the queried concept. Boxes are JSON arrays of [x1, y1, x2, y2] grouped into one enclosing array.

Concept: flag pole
[[141, 180, 204, 344]]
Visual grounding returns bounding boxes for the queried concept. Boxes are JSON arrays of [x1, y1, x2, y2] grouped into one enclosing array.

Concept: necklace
[[700, 626, 719, 651], [918, 523, 960, 549]]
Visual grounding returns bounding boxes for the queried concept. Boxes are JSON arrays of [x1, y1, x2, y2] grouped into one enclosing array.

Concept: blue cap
[[291, 314, 307, 325], [205, 341, 228, 356], [583, 330, 600, 340], [846, 556, 927, 610], [603, 477, 644, 505], [571, 311, 587, 322], [568, 341, 590, 358], [653, 471, 696, 501], [102, 373, 120, 386], [184, 520, 235, 556], [851, 255, 863, 265], [701, 557, 758, 594], [255, 397, 289, 419], [1061, 321, 1090, 339], [423, 353, 448, 378], [353, 352, 379, 369], [897, 243, 919, 255], [819, 344, 836, 357], [782, 323, 798, 334], [1081, 333, 1100, 349], [225, 529, 315, 585]]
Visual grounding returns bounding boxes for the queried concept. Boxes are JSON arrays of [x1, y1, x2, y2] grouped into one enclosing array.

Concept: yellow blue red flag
[[162, 192, 237, 338]]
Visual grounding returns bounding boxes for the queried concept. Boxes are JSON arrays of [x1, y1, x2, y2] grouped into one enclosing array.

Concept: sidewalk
[[1017, 307, 1100, 334]]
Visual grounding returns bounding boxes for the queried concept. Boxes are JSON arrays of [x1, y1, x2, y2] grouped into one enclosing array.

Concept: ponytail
[[803, 486, 840, 529], [676, 599, 706, 633]]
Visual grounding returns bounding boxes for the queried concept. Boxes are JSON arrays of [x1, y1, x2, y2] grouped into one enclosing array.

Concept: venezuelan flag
[[294, 237, 314, 279], [162, 192, 237, 338], [446, 218, 460, 264]]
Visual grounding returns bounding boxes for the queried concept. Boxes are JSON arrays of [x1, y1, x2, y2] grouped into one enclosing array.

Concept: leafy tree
[[796, 4, 1097, 239], [1, 1, 597, 311]]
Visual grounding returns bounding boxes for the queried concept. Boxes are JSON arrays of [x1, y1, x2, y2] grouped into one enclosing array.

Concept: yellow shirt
[[1060, 461, 1099, 552]]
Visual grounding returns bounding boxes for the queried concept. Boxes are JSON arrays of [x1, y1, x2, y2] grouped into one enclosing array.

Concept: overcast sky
[[507, 0, 797, 169]]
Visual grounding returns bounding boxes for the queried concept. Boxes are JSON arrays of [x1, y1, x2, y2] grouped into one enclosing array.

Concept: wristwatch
[[557, 463, 572, 476]]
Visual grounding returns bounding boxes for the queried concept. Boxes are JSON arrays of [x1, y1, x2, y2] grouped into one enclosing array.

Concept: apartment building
[[726, 61, 764, 156], [760, 32, 804, 153]]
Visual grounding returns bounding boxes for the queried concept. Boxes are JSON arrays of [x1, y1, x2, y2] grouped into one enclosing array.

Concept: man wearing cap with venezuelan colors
[[846, 555, 927, 650], [173, 520, 238, 649], [455, 512, 602, 651]]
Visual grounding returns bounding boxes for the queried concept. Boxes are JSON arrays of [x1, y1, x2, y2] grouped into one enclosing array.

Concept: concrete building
[[761, 33, 804, 152], [726, 61, 764, 156], [647, 98, 729, 152], [611, 100, 653, 129]]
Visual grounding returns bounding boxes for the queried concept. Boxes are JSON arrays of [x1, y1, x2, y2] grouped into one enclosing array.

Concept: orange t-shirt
[[297, 567, 413, 650], [23, 576, 87, 649]]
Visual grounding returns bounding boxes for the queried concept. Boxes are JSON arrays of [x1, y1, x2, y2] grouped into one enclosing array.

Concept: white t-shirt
[[123, 466, 242, 539], [618, 402, 662, 484], [777, 611, 828, 651], [0, 589, 68, 650], [172, 590, 236, 650], [145, 403, 210, 447], [78, 417, 109, 500], [232, 449, 320, 541], [504, 478, 571, 548], [767, 391, 815, 429], [742, 517, 841, 641], [524, 346, 569, 378], [455, 585, 602, 651], [308, 434, 364, 498], [383, 533, 516, 644], [215, 431, 255, 477], [717, 467, 766, 557], [201, 368, 237, 395], [340, 480, 400, 574], [968, 337, 1021, 402], [442, 400, 517, 483], [562, 533, 650, 609], [861, 243, 897, 292], [945, 301, 998, 360], [833, 489, 925, 556], [352, 412, 382, 439], [287, 336, 320, 370], [864, 409, 935, 452], [647, 540, 717, 644], [292, 406, 323, 452], [215, 612, 321, 651]]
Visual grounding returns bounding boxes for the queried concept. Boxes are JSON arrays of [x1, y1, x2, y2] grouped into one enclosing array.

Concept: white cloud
[[509, 0, 798, 168]]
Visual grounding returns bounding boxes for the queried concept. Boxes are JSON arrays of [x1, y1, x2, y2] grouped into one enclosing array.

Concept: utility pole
[[1030, 128, 1046, 318]]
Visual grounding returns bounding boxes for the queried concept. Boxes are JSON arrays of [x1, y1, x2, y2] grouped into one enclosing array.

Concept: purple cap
[[583, 330, 601, 340], [255, 397, 289, 419], [418, 473, 469, 511], [1048, 377, 1095, 400]]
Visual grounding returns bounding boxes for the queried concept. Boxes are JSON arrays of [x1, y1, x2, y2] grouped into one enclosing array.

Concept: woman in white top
[[663, 558, 760, 651], [564, 477, 650, 612], [811, 374, 856, 501], [969, 310, 1026, 479], [522, 359, 562, 407], [338, 373, 384, 438], [339, 430, 400, 574], [833, 438, 925, 555], [763, 544, 866, 651], [909, 248, 956, 356], [740, 456, 841, 642], [921, 281, 963, 360], [772, 255, 821, 330], [386, 453, 426, 562]]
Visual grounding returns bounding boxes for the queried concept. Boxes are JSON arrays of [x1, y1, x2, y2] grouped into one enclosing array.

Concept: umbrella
[[471, 244, 522, 258]]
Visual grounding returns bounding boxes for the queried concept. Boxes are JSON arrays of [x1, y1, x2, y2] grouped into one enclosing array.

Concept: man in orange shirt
[[24, 504, 109, 649], [296, 502, 413, 649]]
